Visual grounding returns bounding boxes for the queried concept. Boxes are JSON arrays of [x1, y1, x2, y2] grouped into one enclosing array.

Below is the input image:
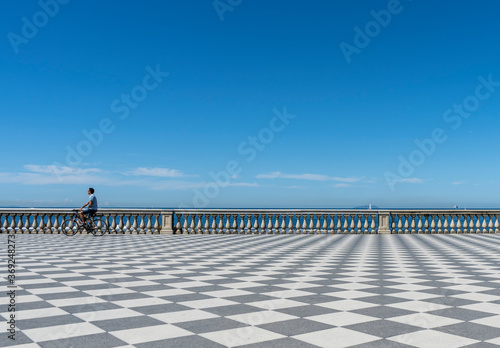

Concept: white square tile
[[389, 291, 441, 301], [471, 314, 500, 328], [262, 289, 315, 298], [324, 290, 374, 299], [307, 312, 378, 326], [84, 288, 135, 296], [24, 322, 104, 342], [204, 289, 253, 298], [112, 297, 171, 308], [151, 309, 218, 323], [451, 292, 500, 302], [317, 300, 378, 311], [388, 312, 461, 329], [294, 327, 379, 348], [110, 324, 193, 344], [28, 287, 78, 295], [248, 299, 307, 310], [15, 307, 68, 320], [227, 310, 297, 325], [200, 327, 284, 347], [461, 303, 500, 315], [389, 329, 478, 347], [388, 300, 450, 313], [179, 298, 238, 309], [74, 308, 143, 321], [47, 296, 106, 307]]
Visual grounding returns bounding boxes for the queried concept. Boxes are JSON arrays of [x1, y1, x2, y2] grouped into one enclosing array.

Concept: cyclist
[[78, 188, 98, 225]]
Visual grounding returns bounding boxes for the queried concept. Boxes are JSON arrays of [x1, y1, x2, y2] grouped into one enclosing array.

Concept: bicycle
[[61, 209, 109, 236]]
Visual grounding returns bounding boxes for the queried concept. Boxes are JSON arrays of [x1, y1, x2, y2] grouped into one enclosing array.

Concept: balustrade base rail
[[1, 209, 499, 235]]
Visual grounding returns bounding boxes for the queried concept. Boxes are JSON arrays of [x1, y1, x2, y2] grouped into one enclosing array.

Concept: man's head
[[88, 187, 95, 194]]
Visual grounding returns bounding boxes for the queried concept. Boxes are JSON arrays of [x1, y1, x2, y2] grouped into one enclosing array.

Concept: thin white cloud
[[451, 181, 465, 185], [334, 183, 351, 188], [256, 171, 361, 183], [24, 164, 101, 176], [0, 165, 201, 191], [401, 178, 424, 184], [128, 167, 187, 178]]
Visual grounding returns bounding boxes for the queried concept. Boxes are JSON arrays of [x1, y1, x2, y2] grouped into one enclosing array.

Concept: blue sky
[[1, 0, 500, 208]]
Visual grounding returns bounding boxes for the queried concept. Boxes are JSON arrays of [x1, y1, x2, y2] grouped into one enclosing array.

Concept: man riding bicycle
[[78, 188, 98, 225]]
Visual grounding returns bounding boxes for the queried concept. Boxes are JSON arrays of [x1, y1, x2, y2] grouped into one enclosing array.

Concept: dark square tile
[[92, 316, 164, 332], [17, 314, 83, 330], [175, 317, 246, 334], [429, 308, 494, 321], [133, 303, 192, 315], [204, 304, 264, 316], [278, 305, 337, 318], [356, 296, 408, 305], [345, 319, 421, 338], [259, 318, 333, 336], [38, 333, 127, 348], [239, 337, 320, 348], [436, 322, 500, 340], [136, 335, 225, 348], [353, 306, 415, 319]]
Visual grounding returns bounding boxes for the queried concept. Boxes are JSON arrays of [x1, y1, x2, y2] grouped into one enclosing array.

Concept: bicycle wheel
[[92, 217, 109, 236], [61, 219, 81, 236]]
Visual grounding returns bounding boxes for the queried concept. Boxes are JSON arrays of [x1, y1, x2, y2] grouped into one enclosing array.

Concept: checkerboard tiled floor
[[2, 234, 500, 347]]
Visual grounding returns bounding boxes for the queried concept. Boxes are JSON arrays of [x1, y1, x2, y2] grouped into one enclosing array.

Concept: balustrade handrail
[[1, 208, 500, 235]]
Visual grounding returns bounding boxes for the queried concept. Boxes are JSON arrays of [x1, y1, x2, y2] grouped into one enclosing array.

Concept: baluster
[[131, 214, 138, 233], [397, 214, 403, 234], [229, 214, 235, 234], [443, 214, 449, 233], [153, 214, 160, 234], [2, 214, 9, 233], [342, 214, 349, 234], [328, 214, 334, 234], [475, 215, 481, 233], [30, 214, 37, 234], [216, 214, 223, 234], [416, 215, 422, 233], [295, 214, 301, 234], [280, 214, 287, 234], [494, 214, 500, 233], [201, 214, 208, 234], [487, 215, 493, 233], [275, 214, 281, 234], [302, 214, 309, 234], [54, 214, 60, 233], [222, 214, 229, 234], [125, 214, 132, 233], [361, 214, 368, 234], [10, 214, 17, 233], [423, 215, 429, 233], [370, 214, 376, 234], [449, 215, 455, 233], [336, 214, 342, 234], [402, 214, 408, 234], [118, 214, 124, 233], [437, 215, 443, 233], [136, 214, 144, 234], [482, 215, 488, 233], [322, 214, 328, 234], [264, 214, 271, 234], [410, 214, 416, 233], [463, 215, 469, 233], [195, 214, 202, 234], [245, 214, 251, 234], [38, 213, 45, 233], [430, 215, 436, 233], [314, 214, 320, 234], [144, 214, 152, 233], [18, 214, 25, 233], [355, 214, 361, 234], [456, 214, 462, 233], [237, 214, 244, 234], [286, 214, 293, 234], [307, 214, 317, 234]]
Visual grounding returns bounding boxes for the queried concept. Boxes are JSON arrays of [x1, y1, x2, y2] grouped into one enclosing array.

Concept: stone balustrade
[[0, 209, 163, 234], [1, 209, 499, 234]]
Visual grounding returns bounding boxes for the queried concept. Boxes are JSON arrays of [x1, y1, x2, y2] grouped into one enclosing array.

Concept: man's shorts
[[82, 208, 97, 215]]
